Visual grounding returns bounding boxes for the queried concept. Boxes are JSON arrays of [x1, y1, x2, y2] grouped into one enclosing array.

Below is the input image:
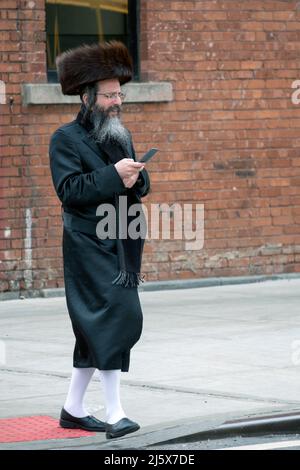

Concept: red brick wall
[[1, 0, 300, 293]]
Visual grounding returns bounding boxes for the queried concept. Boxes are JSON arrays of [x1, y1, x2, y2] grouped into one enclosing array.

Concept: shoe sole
[[106, 424, 140, 439], [59, 419, 105, 432]]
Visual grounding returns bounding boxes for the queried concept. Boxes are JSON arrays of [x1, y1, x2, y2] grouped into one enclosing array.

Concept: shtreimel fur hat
[[56, 41, 133, 96]]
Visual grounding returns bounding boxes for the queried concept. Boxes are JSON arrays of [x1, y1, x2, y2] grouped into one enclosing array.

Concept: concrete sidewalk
[[1, 278, 300, 449]]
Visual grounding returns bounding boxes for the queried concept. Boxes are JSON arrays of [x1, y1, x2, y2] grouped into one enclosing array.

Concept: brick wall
[[1, 0, 300, 293]]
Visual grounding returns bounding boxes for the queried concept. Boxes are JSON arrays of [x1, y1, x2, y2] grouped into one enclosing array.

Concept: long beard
[[89, 104, 130, 149]]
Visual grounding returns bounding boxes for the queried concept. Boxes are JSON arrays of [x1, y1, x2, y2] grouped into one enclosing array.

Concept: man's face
[[83, 78, 129, 147], [84, 78, 123, 114]]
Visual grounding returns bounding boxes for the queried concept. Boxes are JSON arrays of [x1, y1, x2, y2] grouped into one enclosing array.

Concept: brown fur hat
[[56, 41, 133, 95]]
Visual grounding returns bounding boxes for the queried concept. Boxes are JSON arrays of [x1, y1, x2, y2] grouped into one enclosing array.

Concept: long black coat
[[49, 112, 150, 372]]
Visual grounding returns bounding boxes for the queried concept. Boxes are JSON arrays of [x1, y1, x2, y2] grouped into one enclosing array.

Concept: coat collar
[[75, 105, 109, 164]]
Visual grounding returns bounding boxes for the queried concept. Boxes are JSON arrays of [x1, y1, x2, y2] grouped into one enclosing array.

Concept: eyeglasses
[[96, 92, 126, 101]]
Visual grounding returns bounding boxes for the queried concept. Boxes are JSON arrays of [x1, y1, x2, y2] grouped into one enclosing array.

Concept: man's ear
[[82, 93, 88, 106]]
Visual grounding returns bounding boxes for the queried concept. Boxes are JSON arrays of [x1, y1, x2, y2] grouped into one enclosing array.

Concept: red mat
[[0, 416, 96, 443]]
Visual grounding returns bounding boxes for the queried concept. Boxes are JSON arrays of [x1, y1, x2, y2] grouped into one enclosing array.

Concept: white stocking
[[99, 369, 126, 424], [64, 367, 95, 418]]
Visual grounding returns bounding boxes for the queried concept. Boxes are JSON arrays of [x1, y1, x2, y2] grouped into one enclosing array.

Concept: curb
[[150, 410, 300, 447], [1, 407, 300, 450], [1, 273, 300, 301]]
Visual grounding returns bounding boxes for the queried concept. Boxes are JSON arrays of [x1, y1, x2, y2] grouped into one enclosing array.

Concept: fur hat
[[56, 41, 133, 96]]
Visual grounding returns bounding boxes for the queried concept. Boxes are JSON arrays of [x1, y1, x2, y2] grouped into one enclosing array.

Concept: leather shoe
[[59, 407, 106, 432], [106, 417, 140, 439]]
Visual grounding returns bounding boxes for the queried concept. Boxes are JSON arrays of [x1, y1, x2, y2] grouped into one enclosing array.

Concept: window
[[46, 0, 140, 83]]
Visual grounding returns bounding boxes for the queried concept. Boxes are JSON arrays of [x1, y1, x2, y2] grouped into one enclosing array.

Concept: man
[[49, 41, 150, 439]]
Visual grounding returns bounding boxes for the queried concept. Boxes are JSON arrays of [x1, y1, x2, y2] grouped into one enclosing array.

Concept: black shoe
[[59, 408, 106, 432], [106, 417, 140, 439]]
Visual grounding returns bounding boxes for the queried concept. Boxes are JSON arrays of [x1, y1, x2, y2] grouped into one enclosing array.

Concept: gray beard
[[89, 105, 130, 149]]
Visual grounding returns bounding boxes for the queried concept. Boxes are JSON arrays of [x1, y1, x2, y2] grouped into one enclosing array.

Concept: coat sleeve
[[134, 168, 151, 198], [49, 129, 126, 207]]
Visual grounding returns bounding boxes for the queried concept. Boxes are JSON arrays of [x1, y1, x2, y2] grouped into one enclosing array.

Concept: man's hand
[[114, 158, 145, 188]]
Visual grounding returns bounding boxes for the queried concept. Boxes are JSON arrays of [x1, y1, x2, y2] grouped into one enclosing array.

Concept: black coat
[[49, 112, 150, 371]]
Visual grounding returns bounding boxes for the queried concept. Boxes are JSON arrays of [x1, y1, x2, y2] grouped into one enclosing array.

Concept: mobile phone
[[139, 147, 159, 163]]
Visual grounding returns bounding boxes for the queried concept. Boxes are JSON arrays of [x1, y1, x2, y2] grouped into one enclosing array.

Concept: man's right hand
[[114, 158, 145, 188]]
